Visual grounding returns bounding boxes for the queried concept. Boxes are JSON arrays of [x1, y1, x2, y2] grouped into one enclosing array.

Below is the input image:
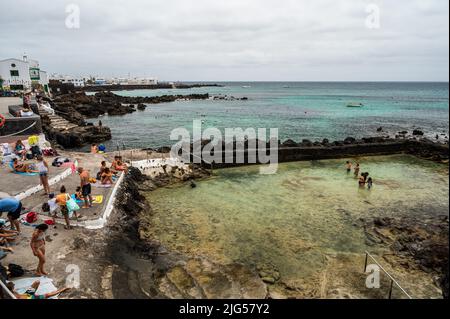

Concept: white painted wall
[[0, 58, 32, 89]]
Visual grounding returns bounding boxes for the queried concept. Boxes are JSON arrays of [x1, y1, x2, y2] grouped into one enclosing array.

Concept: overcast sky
[[1, 0, 448, 81]]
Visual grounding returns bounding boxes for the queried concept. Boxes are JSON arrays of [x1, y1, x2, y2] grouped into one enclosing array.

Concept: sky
[[1, 0, 448, 81]]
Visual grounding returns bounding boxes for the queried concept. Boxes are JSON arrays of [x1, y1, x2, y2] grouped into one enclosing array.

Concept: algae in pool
[[144, 155, 449, 289]]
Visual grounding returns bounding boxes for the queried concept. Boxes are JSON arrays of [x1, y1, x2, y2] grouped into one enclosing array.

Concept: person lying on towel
[[6, 280, 70, 299], [12, 158, 38, 173]]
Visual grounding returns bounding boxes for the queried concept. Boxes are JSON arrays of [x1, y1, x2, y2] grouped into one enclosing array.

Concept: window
[[11, 63, 16, 67], [10, 70, 19, 76]]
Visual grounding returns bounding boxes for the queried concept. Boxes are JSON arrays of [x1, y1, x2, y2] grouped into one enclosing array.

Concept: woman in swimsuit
[[30, 224, 49, 276], [12, 158, 37, 173], [111, 156, 128, 173]]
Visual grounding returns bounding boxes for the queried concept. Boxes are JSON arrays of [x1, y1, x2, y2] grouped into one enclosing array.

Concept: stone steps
[[39, 107, 78, 132]]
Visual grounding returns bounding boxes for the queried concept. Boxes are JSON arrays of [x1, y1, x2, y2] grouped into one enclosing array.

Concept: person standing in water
[[346, 161, 352, 174], [367, 177, 373, 190], [354, 163, 360, 177], [358, 175, 366, 188]]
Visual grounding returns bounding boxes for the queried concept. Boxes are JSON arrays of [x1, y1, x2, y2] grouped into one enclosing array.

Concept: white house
[[0, 55, 49, 91], [50, 74, 85, 87], [0, 58, 32, 90], [127, 77, 158, 85]]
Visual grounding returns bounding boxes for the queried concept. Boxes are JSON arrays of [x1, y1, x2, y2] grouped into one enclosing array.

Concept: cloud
[[0, 0, 448, 81]]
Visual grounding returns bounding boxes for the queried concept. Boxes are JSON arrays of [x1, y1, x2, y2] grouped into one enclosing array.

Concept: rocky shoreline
[[52, 91, 211, 118], [82, 83, 223, 92], [39, 91, 214, 148], [363, 216, 449, 298]]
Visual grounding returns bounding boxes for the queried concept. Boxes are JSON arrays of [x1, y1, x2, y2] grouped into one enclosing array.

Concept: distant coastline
[[81, 82, 223, 92]]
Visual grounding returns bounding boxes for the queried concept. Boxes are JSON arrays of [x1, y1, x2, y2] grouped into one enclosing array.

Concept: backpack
[[25, 212, 38, 224], [7, 264, 24, 278]]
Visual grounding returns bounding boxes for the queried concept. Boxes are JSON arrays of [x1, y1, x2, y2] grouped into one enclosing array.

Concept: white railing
[[364, 251, 413, 299]]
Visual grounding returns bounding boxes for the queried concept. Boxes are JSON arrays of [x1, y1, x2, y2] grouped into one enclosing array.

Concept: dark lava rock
[[301, 139, 313, 147], [364, 216, 449, 298], [282, 139, 298, 147], [344, 137, 356, 144], [137, 103, 147, 111], [377, 127, 383, 132], [413, 130, 425, 136], [322, 138, 330, 145]]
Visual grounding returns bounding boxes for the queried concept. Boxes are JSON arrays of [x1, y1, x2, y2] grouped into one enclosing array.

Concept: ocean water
[[144, 155, 449, 298], [94, 82, 449, 150]]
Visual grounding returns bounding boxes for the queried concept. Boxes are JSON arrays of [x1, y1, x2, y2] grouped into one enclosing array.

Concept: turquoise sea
[[94, 82, 449, 150]]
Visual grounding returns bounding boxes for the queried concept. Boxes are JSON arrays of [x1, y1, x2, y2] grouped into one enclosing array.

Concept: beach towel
[[12, 276, 59, 299], [8, 161, 39, 176], [71, 194, 104, 204]]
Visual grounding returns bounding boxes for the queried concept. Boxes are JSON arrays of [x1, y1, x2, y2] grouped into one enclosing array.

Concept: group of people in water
[[346, 161, 373, 190]]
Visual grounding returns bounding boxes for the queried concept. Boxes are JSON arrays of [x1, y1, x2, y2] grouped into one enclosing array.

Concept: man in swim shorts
[[78, 167, 93, 209]]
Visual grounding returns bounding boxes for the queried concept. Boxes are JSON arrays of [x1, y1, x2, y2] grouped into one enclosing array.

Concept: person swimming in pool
[[358, 175, 366, 188]]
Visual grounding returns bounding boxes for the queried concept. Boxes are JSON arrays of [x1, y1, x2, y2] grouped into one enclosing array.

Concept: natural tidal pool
[[144, 155, 449, 298]]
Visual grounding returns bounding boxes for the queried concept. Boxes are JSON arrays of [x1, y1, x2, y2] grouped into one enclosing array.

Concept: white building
[[50, 74, 85, 87], [0, 58, 32, 90], [0, 55, 49, 91], [127, 77, 158, 85]]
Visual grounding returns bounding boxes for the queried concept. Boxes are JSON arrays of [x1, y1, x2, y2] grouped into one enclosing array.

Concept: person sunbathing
[[6, 280, 70, 299], [111, 156, 128, 173], [12, 158, 37, 173], [101, 167, 114, 185]]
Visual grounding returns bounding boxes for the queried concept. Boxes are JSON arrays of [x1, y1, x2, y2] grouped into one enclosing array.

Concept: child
[[367, 177, 373, 190], [75, 187, 84, 201], [55, 186, 77, 229], [90, 144, 98, 154]]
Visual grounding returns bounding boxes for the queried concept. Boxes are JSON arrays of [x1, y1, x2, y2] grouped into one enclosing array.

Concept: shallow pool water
[[144, 155, 449, 287]]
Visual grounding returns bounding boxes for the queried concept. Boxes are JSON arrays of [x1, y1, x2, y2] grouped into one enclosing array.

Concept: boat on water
[[346, 102, 364, 108], [242, 85, 251, 88]]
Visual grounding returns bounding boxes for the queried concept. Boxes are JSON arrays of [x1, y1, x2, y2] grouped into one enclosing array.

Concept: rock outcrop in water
[[52, 91, 211, 119]]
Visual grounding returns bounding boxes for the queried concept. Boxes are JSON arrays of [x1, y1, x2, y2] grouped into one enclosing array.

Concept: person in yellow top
[[55, 186, 74, 229]]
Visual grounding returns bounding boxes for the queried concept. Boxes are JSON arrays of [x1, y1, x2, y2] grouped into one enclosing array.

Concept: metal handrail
[[0, 280, 17, 299], [364, 251, 413, 299]]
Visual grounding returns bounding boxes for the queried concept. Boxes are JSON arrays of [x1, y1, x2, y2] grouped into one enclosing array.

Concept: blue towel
[[9, 161, 39, 176]]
